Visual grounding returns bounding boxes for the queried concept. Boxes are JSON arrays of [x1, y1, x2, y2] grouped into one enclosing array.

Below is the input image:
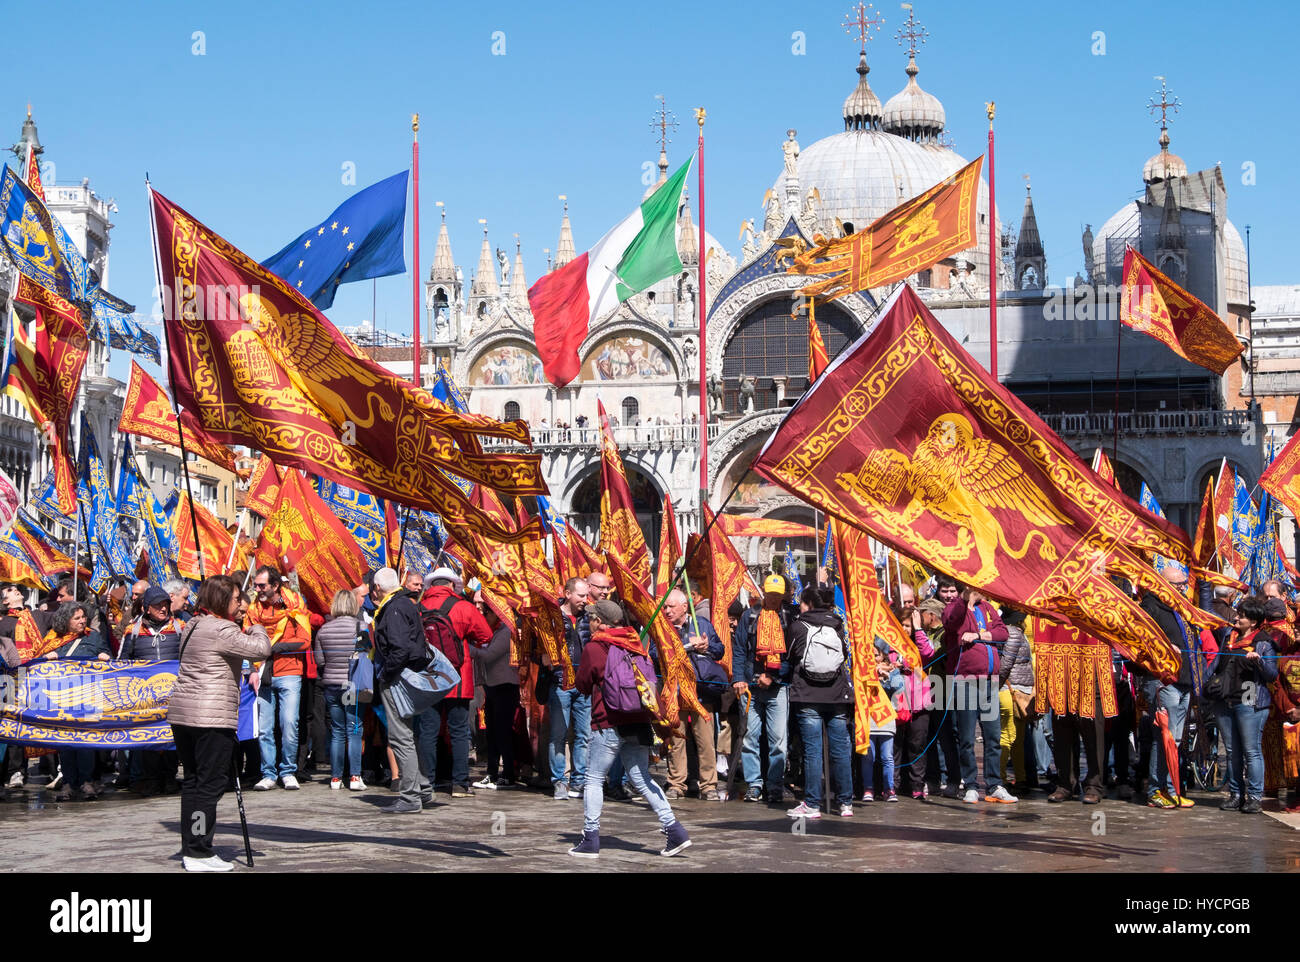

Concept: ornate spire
[[646, 96, 678, 200], [509, 233, 528, 305], [430, 202, 456, 284], [882, 4, 944, 142], [554, 195, 576, 268], [1157, 178, 1186, 250], [841, 3, 885, 131], [678, 185, 697, 265], [471, 219, 498, 297], [1014, 178, 1046, 290], [1143, 76, 1186, 184]]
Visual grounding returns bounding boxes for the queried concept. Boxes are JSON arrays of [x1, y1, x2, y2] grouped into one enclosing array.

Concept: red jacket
[[420, 584, 492, 699]]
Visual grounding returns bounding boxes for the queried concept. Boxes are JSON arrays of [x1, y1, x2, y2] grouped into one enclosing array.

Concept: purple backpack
[[602, 645, 659, 714]]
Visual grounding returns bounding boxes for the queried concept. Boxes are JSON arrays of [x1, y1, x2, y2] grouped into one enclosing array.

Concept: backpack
[[800, 623, 845, 682], [602, 644, 659, 714], [421, 597, 464, 669]]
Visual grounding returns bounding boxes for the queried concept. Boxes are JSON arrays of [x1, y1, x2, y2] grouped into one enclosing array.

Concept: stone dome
[[1143, 130, 1187, 184], [882, 57, 945, 143]]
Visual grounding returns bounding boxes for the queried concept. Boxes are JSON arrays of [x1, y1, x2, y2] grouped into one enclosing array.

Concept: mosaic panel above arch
[[580, 334, 676, 382], [469, 342, 546, 386]]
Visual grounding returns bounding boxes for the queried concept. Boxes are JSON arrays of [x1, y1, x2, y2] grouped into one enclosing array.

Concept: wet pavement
[[3, 771, 1298, 873]]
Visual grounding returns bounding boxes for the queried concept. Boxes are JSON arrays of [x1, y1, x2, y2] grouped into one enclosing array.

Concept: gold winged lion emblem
[[42, 673, 177, 721], [836, 413, 1068, 583]]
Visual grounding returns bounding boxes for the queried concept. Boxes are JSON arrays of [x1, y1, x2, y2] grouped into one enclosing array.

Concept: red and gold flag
[[6, 276, 87, 516], [787, 157, 983, 303], [597, 400, 650, 587], [717, 514, 817, 540], [566, 526, 605, 579], [683, 505, 758, 677], [1091, 448, 1117, 488], [149, 187, 544, 544], [754, 284, 1220, 682], [11, 609, 49, 662], [244, 457, 285, 518], [1213, 460, 1244, 573], [1260, 433, 1300, 540], [1031, 617, 1119, 718], [119, 361, 238, 474], [174, 496, 247, 579], [22, 138, 44, 200], [1191, 478, 1216, 568], [809, 311, 830, 381], [8, 513, 77, 582], [655, 493, 682, 592], [608, 551, 706, 730], [254, 468, 370, 616], [1120, 246, 1244, 375]]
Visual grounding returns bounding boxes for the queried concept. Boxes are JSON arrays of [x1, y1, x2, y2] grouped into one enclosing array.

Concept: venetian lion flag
[[529, 158, 693, 387], [1213, 460, 1243, 573], [119, 361, 237, 473], [597, 400, 650, 587], [754, 284, 1219, 682], [787, 157, 983, 303], [809, 313, 830, 381], [1120, 246, 1244, 375], [655, 492, 682, 593], [244, 457, 285, 518], [255, 469, 369, 616], [174, 496, 246, 579], [149, 187, 544, 545], [4, 277, 88, 516], [717, 515, 818, 540], [1260, 432, 1300, 539]]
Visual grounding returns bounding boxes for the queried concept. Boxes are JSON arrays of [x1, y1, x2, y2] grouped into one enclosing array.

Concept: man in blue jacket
[[733, 575, 792, 804], [664, 588, 725, 801]]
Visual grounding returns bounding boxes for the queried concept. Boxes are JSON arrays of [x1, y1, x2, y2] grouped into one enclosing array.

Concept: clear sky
[[11, 0, 1297, 381]]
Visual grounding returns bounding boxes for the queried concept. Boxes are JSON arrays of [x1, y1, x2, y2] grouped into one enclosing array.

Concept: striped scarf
[[756, 607, 785, 670]]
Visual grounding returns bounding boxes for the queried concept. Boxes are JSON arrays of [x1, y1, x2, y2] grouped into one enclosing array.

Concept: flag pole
[[694, 107, 708, 534], [145, 177, 206, 580], [411, 113, 421, 388], [985, 102, 997, 380]]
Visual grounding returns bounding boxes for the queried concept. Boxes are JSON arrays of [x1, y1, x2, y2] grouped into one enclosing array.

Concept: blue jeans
[[58, 749, 95, 787], [257, 674, 302, 780], [953, 676, 1002, 793], [741, 686, 789, 792], [795, 704, 853, 808], [1144, 680, 1191, 797], [323, 685, 363, 780], [416, 699, 471, 788], [583, 727, 675, 833], [548, 687, 591, 786], [863, 732, 895, 793], [1215, 700, 1268, 799]]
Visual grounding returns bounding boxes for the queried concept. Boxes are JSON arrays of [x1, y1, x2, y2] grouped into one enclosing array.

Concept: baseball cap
[[589, 599, 624, 626], [918, 599, 945, 618], [142, 586, 171, 609], [763, 574, 786, 595]]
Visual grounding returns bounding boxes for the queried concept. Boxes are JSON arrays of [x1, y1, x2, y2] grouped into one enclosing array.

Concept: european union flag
[[262, 170, 408, 310]]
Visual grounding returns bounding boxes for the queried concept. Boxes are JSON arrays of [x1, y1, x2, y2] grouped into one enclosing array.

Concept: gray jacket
[[168, 615, 272, 730], [472, 623, 518, 688], [315, 615, 364, 688], [998, 625, 1034, 689]]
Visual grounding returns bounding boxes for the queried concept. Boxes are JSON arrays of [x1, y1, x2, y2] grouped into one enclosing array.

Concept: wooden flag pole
[[985, 102, 998, 380], [695, 107, 708, 534], [411, 114, 421, 387]]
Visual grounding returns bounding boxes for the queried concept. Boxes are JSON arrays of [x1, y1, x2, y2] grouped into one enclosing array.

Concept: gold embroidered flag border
[[120, 361, 238, 474]]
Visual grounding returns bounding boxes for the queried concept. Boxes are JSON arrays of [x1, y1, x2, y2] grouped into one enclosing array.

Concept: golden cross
[[1147, 76, 1181, 128], [895, 3, 927, 57], [649, 95, 679, 155]]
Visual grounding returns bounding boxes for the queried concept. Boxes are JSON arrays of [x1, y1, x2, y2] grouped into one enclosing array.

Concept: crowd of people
[[1, 556, 1297, 870]]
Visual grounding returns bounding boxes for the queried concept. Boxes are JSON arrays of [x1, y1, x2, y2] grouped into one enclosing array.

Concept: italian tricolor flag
[[529, 157, 693, 387]]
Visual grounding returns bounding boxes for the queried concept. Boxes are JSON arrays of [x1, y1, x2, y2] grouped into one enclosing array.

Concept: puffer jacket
[[119, 617, 183, 661], [315, 615, 364, 688], [168, 615, 272, 730]]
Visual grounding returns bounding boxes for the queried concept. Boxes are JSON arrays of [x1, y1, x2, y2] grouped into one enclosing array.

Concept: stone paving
[[2, 771, 1298, 873]]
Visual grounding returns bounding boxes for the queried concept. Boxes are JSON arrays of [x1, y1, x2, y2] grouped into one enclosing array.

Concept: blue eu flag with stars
[[262, 170, 408, 309]]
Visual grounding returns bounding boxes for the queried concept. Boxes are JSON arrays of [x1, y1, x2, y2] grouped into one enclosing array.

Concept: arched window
[[503, 400, 520, 422], [621, 396, 639, 424]]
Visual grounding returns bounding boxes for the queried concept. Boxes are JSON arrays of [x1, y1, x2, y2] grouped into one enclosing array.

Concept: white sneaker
[[716, 755, 729, 777], [962, 789, 980, 804], [348, 777, 366, 792], [985, 785, 1018, 804], [183, 854, 233, 873], [253, 777, 276, 791], [8, 771, 24, 788], [281, 775, 300, 790], [839, 804, 854, 817], [473, 775, 497, 790], [329, 778, 343, 790], [786, 801, 823, 819]]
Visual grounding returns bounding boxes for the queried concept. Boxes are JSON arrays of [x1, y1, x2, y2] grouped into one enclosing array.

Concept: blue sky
[[11, 0, 1297, 378]]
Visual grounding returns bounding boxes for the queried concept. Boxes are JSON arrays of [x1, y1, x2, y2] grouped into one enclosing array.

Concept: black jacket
[[120, 618, 183, 660], [374, 592, 427, 684], [786, 609, 854, 705], [1138, 593, 1192, 688]]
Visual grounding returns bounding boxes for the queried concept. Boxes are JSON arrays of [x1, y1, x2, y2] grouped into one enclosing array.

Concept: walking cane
[[231, 756, 254, 869], [724, 689, 749, 801]]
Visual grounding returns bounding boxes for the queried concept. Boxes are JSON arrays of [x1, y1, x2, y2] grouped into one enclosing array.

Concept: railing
[[481, 422, 721, 452], [1037, 409, 1254, 437]]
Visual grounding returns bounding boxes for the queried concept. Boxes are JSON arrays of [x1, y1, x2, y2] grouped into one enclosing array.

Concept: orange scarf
[[756, 608, 785, 670], [39, 626, 88, 659], [246, 587, 311, 645]]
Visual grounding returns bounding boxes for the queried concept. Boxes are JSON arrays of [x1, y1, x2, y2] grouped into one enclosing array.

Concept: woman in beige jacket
[[169, 575, 272, 873]]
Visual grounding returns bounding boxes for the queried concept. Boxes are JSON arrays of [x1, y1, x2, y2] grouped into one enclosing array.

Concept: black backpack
[[420, 597, 464, 668]]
